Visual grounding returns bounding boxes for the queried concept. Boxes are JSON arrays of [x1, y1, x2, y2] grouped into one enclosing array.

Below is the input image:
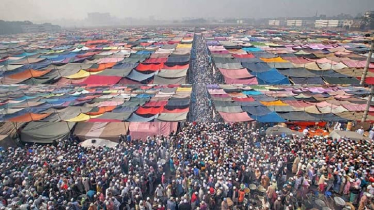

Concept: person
[[356, 126, 364, 136], [369, 128, 374, 140], [302, 127, 309, 136]]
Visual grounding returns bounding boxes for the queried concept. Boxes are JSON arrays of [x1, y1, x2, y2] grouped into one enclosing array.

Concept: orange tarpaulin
[[136, 106, 164, 115], [8, 113, 50, 122], [233, 54, 255, 58], [136, 63, 164, 72], [87, 63, 116, 72], [260, 100, 289, 106], [86, 106, 116, 115], [260, 57, 288, 63], [7, 69, 51, 80]]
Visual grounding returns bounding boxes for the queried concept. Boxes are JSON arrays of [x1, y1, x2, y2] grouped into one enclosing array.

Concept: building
[[21, 23, 61, 33], [268, 20, 280, 26], [236, 20, 243, 24], [315, 20, 340, 28], [286, 20, 303, 27], [342, 20, 354, 28]]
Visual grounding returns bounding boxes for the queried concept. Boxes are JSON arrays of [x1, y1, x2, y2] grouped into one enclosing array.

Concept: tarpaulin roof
[[290, 77, 325, 84], [136, 63, 164, 72], [157, 112, 188, 121], [127, 113, 158, 122], [242, 105, 271, 115], [215, 106, 243, 113], [219, 68, 253, 79], [136, 106, 164, 115], [215, 63, 243, 69], [255, 69, 290, 85], [126, 70, 155, 82], [242, 62, 271, 72], [279, 112, 319, 121], [219, 112, 253, 122], [250, 112, 285, 123], [224, 77, 258, 85], [21, 122, 75, 143], [278, 68, 318, 77], [80, 75, 122, 85], [129, 122, 178, 140], [74, 122, 129, 141], [157, 69, 188, 78], [153, 76, 186, 84]]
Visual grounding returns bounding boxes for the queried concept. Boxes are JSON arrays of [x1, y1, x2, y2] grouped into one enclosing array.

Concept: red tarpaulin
[[224, 77, 258, 84], [232, 97, 255, 102], [219, 68, 254, 79], [219, 112, 253, 122], [143, 101, 168, 107], [136, 106, 164, 115], [79, 75, 122, 85], [143, 58, 168, 64], [129, 122, 178, 140], [136, 63, 164, 72]]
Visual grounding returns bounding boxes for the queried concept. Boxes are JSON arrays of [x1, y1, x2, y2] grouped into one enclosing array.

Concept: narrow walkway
[[189, 34, 221, 122]]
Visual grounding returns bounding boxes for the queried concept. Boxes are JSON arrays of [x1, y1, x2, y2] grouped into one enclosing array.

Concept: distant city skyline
[[0, 0, 373, 23]]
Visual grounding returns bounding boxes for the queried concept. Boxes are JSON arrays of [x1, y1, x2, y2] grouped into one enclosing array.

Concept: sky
[[0, 0, 373, 22]]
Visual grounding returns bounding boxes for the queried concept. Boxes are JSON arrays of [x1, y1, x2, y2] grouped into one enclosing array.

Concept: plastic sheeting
[[255, 69, 290, 85], [74, 122, 129, 141], [157, 112, 188, 121], [21, 122, 75, 143], [279, 112, 319, 121], [219, 68, 253, 79], [242, 62, 271, 72], [250, 112, 285, 123], [129, 122, 178, 140], [80, 75, 122, 85], [219, 112, 253, 122]]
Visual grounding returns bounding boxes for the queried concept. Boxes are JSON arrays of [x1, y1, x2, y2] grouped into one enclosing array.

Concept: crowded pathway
[[189, 34, 220, 123], [0, 122, 373, 209]]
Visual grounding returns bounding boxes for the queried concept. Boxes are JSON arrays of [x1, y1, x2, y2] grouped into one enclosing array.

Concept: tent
[[73, 122, 129, 142], [329, 130, 370, 141], [265, 127, 303, 137], [21, 122, 75, 143], [251, 112, 286, 123], [255, 69, 290, 85], [129, 122, 178, 140]]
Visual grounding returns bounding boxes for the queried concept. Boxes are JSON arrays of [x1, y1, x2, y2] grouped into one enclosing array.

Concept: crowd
[[0, 122, 374, 210], [189, 35, 220, 123]]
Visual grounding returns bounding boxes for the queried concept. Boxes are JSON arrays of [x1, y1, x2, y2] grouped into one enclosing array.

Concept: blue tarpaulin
[[255, 69, 290, 85], [250, 112, 286, 123], [242, 62, 271, 72]]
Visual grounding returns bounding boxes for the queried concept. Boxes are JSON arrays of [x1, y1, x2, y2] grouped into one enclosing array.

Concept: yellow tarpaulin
[[176, 87, 192, 92], [176, 44, 192, 49], [65, 113, 102, 122], [65, 70, 100, 79], [65, 70, 90, 79], [260, 57, 288, 63], [260, 100, 288, 106]]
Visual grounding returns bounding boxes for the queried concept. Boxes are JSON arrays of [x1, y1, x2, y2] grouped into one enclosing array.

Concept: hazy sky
[[0, 0, 373, 21]]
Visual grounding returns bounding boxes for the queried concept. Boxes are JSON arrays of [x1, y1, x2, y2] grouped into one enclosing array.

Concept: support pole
[[362, 86, 374, 122], [360, 40, 374, 85]]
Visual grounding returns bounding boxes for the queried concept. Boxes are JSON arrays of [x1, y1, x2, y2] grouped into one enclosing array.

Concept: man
[[356, 127, 364, 136], [273, 197, 282, 210], [369, 128, 374, 140]]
